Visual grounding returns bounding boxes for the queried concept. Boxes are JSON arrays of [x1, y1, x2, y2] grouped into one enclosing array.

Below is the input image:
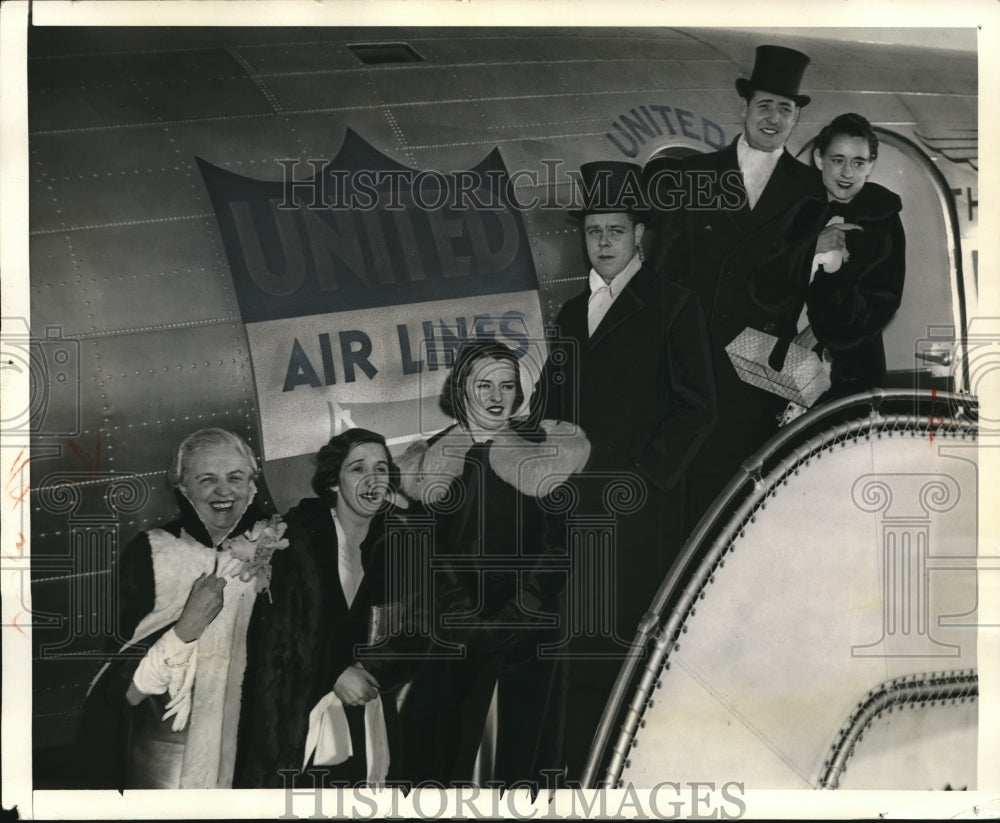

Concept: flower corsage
[[221, 514, 290, 601]]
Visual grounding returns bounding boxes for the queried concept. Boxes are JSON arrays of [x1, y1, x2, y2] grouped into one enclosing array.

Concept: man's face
[[741, 89, 800, 152], [584, 213, 644, 283]]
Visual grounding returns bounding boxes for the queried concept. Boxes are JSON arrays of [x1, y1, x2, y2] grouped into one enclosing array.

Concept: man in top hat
[[530, 160, 716, 780], [646, 45, 825, 532]]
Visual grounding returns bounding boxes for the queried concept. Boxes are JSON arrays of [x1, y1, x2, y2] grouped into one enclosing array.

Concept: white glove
[[160, 647, 198, 732], [131, 628, 198, 732]]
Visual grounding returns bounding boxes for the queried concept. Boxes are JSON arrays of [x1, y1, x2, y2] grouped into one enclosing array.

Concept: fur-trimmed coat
[[396, 420, 590, 637], [749, 180, 905, 398], [394, 421, 590, 784], [77, 496, 268, 790]]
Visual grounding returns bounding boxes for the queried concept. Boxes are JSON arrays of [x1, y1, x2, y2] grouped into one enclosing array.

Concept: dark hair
[[812, 112, 879, 163], [311, 428, 397, 505], [439, 340, 524, 427]]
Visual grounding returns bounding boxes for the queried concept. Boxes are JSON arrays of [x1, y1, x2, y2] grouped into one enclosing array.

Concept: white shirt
[[737, 133, 783, 210], [587, 253, 642, 337], [332, 510, 364, 608]]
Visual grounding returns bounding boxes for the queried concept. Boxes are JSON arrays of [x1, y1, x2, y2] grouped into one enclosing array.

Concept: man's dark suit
[[531, 261, 716, 778], [649, 138, 824, 528]]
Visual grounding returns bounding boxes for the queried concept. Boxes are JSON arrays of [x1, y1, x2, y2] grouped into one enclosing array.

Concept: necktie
[[588, 283, 613, 336]]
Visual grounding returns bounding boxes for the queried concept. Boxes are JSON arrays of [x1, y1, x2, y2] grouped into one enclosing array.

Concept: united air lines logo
[[197, 130, 544, 461], [197, 128, 538, 327]]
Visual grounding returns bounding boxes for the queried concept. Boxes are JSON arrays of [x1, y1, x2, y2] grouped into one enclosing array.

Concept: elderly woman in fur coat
[[395, 340, 590, 786], [78, 428, 285, 789]]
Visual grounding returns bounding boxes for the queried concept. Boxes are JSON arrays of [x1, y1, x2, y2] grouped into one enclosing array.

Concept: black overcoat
[[532, 263, 717, 503], [528, 262, 716, 778], [649, 139, 825, 522], [395, 425, 577, 786]]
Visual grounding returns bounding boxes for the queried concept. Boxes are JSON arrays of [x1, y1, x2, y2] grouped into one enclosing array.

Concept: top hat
[[569, 160, 650, 219], [735, 45, 811, 108]]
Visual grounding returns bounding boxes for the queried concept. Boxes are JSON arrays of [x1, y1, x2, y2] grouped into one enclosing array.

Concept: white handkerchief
[[364, 697, 390, 787], [131, 627, 199, 731], [303, 690, 391, 785], [304, 691, 353, 768]]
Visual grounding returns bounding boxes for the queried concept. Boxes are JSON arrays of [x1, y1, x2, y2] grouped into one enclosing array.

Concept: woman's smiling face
[[814, 134, 874, 203], [335, 441, 391, 519], [464, 356, 518, 432], [181, 444, 255, 540]]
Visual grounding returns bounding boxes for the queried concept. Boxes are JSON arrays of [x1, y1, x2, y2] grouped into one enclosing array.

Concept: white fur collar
[[397, 420, 591, 504]]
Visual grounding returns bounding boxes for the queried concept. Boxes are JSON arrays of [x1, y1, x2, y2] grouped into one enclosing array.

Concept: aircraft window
[[347, 42, 424, 65]]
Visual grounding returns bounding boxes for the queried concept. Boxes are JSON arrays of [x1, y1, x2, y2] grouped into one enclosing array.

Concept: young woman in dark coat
[[750, 112, 906, 404], [395, 340, 590, 786], [233, 429, 416, 787]]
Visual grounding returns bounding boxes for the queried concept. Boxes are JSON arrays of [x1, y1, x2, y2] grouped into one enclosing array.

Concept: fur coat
[[749, 180, 905, 398], [78, 496, 268, 790]]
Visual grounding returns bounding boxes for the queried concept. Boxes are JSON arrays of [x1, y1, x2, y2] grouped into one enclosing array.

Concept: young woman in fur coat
[[750, 112, 906, 407], [395, 340, 590, 786], [234, 428, 417, 787]]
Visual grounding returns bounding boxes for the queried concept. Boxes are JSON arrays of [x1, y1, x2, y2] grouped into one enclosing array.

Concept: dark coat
[[528, 261, 716, 779], [396, 427, 572, 786], [648, 139, 825, 519], [750, 180, 905, 399], [811, 183, 905, 395], [761, 183, 906, 399], [233, 498, 414, 788], [531, 262, 717, 499], [77, 496, 267, 790], [531, 261, 716, 610]]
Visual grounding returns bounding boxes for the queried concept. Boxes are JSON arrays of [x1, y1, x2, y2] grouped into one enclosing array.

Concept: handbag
[[725, 326, 831, 407], [367, 602, 403, 646]]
